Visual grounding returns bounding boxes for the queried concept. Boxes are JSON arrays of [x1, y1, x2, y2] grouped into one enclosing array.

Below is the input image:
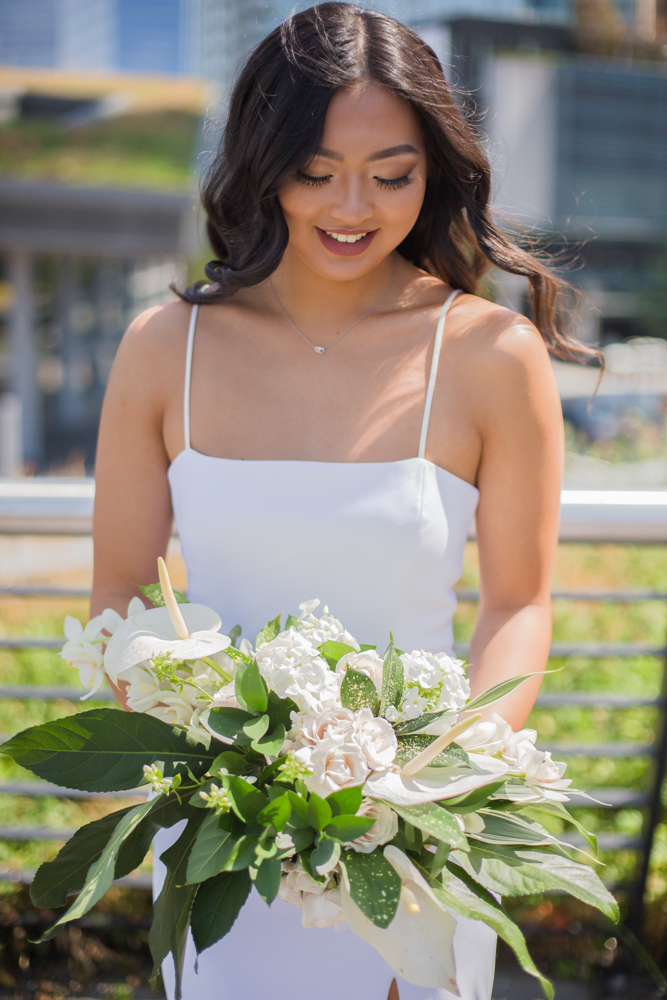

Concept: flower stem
[[201, 655, 233, 684]]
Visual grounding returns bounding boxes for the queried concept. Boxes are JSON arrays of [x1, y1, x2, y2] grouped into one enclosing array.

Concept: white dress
[[153, 290, 497, 1000]]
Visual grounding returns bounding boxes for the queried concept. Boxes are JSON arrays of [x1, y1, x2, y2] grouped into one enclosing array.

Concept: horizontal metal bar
[[453, 642, 667, 658], [567, 788, 650, 808], [0, 868, 153, 891], [0, 586, 90, 598], [0, 685, 115, 701], [0, 637, 63, 649], [535, 692, 662, 708], [538, 742, 654, 757], [0, 782, 145, 800], [0, 826, 75, 840], [456, 589, 667, 602]]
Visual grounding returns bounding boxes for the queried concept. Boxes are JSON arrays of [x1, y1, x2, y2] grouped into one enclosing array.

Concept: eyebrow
[[316, 143, 419, 162]]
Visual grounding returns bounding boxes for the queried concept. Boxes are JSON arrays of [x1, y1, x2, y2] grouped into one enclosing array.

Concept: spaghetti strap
[[418, 289, 461, 460], [183, 304, 199, 452]]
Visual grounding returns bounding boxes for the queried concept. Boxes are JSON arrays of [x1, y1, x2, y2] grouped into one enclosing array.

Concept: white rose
[[282, 859, 327, 896], [300, 736, 370, 796], [301, 887, 345, 928], [349, 800, 398, 853], [353, 708, 398, 769], [296, 706, 356, 748], [336, 649, 384, 692]]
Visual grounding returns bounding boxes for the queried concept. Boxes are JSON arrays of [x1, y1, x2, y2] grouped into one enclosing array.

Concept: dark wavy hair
[[181, 1, 595, 362]]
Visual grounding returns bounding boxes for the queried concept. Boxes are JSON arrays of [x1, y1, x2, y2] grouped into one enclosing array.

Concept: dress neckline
[[168, 447, 479, 494]]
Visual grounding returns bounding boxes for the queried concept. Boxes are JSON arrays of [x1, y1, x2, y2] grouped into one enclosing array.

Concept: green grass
[[0, 110, 200, 190]]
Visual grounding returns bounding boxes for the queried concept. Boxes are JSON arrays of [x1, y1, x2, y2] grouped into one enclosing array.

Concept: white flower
[[296, 706, 356, 747], [281, 859, 325, 896], [295, 599, 359, 650], [209, 681, 239, 709], [519, 747, 572, 801], [299, 736, 370, 796], [400, 687, 430, 721], [278, 860, 345, 929], [454, 712, 510, 754], [352, 708, 397, 769], [275, 831, 295, 851], [256, 629, 338, 715], [396, 651, 470, 724], [341, 846, 458, 991], [349, 800, 398, 853], [61, 614, 106, 700], [336, 649, 384, 692], [453, 812, 486, 834], [146, 690, 196, 726], [123, 665, 162, 713], [363, 767, 502, 806]]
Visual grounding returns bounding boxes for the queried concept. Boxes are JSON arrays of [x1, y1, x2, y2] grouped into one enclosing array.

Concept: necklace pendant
[[314, 346, 325, 355]]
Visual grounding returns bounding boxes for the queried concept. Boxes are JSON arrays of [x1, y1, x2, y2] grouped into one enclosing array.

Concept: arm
[[91, 301, 188, 706], [467, 319, 563, 730]]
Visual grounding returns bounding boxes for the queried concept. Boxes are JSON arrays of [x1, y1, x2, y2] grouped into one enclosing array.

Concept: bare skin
[[92, 83, 563, 729]]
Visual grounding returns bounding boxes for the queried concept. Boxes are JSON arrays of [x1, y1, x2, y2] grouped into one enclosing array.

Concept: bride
[[91, 4, 593, 999]]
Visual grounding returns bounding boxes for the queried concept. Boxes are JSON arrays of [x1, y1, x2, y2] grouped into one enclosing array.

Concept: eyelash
[[295, 170, 413, 190]]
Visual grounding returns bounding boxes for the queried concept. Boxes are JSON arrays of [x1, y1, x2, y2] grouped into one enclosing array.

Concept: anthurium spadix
[[341, 846, 459, 993], [104, 558, 231, 680]]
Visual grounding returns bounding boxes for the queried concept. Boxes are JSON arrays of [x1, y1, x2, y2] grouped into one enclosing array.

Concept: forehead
[[320, 83, 423, 156]]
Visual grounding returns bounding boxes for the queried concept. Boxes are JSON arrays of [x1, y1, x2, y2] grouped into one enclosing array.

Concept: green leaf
[[185, 812, 233, 884], [340, 667, 380, 714], [359, 644, 377, 652], [149, 814, 204, 996], [2, 708, 216, 792], [223, 775, 268, 824], [326, 785, 363, 817], [138, 582, 189, 607], [308, 794, 333, 831], [451, 844, 619, 921], [221, 834, 260, 872], [325, 815, 376, 843], [39, 797, 158, 941], [256, 613, 282, 648], [227, 624, 242, 648], [465, 669, 561, 713], [266, 691, 298, 730], [242, 714, 270, 741], [380, 642, 403, 718], [430, 862, 554, 1000], [31, 794, 189, 908], [393, 709, 454, 736], [319, 640, 356, 670], [208, 750, 250, 776], [523, 801, 598, 856], [286, 791, 310, 827], [442, 781, 506, 812], [340, 849, 401, 929], [258, 793, 291, 832], [388, 800, 468, 851], [190, 870, 251, 952], [254, 856, 282, 904], [206, 707, 255, 744], [235, 660, 268, 714], [285, 614, 299, 630], [396, 735, 468, 769], [311, 837, 340, 874], [251, 723, 286, 758], [471, 810, 565, 847]]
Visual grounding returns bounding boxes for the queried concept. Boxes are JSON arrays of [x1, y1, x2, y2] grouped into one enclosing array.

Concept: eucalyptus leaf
[[396, 734, 468, 769], [380, 642, 404, 718], [325, 815, 375, 843], [190, 870, 251, 953], [256, 613, 282, 648], [311, 836, 341, 875], [465, 669, 561, 713], [451, 844, 619, 921], [308, 794, 333, 831], [340, 667, 380, 714], [254, 856, 282, 904], [242, 715, 270, 741], [251, 723, 286, 758], [340, 849, 401, 929], [388, 800, 468, 851], [235, 660, 268, 714], [138, 582, 189, 607], [207, 751, 249, 777], [266, 691, 298, 730], [38, 797, 158, 940], [206, 707, 255, 744], [326, 785, 363, 817], [1, 708, 216, 792], [430, 862, 554, 1000]]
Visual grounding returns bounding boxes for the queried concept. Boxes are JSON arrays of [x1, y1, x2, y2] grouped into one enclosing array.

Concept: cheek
[[278, 184, 322, 225]]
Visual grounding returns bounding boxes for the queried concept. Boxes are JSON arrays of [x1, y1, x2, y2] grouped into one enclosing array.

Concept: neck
[[269, 248, 398, 333]]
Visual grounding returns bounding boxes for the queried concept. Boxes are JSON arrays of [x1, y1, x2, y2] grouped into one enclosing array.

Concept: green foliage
[[340, 849, 402, 929], [327, 785, 363, 816], [256, 614, 282, 648], [340, 667, 380, 714], [380, 641, 403, 718], [471, 810, 563, 847], [190, 870, 251, 952], [395, 734, 468, 768], [319, 640, 356, 669], [235, 661, 268, 714], [325, 815, 375, 842], [138, 582, 189, 607], [389, 800, 468, 851], [465, 670, 560, 713], [223, 776, 268, 824], [185, 812, 233, 884], [1, 708, 216, 791]]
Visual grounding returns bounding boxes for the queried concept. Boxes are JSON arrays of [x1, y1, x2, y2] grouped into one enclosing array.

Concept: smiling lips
[[316, 227, 377, 256]]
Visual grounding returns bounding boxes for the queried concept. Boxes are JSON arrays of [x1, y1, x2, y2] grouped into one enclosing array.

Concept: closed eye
[[295, 170, 332, 187], [375, 174, 412, 190]]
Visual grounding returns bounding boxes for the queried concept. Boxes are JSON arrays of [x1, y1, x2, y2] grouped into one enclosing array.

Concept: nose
[[328, 174, 374, 228]]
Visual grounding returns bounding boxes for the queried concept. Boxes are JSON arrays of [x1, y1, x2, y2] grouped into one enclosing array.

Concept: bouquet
[[2, 559, 617, 999]]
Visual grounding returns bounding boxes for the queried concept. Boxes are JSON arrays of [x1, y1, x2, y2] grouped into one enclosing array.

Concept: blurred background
[[1, 3, 667, 1000]]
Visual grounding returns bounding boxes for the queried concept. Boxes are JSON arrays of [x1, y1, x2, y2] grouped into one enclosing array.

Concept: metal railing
[[0, 483, 666, 935]]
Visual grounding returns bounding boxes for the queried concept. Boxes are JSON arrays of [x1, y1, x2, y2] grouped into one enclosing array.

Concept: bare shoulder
[[117, 298, 192, 365]]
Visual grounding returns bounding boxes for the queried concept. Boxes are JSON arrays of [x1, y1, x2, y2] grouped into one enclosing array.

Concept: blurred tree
[[574, 0, 626, 55], [639, 242, 667, 340]]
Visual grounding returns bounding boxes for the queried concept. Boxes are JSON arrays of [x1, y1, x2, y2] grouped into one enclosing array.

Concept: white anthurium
[[104, 558, 231, 680], [363, 767, 502, 807], [341, 845, 459, 993]]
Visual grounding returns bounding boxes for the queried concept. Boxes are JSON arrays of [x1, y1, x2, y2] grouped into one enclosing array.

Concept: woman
[[91, 5, 592, 999]]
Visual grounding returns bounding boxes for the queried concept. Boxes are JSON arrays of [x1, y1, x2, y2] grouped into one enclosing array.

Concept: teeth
[[325, 231, 368, 243]]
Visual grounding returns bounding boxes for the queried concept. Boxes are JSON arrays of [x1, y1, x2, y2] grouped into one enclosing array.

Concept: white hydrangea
[[395, 650, 470, 722], [256, 628, 339, 715], [294, 599, 359, 650]]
